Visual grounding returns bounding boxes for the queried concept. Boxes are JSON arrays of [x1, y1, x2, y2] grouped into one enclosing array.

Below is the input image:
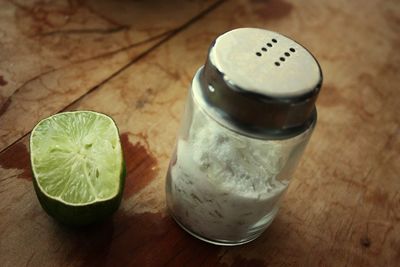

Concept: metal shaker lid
[[199, 28, 323, 139]]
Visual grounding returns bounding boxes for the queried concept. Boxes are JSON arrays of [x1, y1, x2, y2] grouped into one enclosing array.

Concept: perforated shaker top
[[199, 28, 323, 139]]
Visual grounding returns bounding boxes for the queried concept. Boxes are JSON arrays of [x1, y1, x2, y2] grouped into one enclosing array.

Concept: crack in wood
[[0, 30, 172, 115], [39, 25, 129, 36], [0, 0, 226, 155], [82, 1, 127, 27], [25, 252, 36, 267]]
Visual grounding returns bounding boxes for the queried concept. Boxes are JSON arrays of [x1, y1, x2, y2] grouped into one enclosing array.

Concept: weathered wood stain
[[0, 0, 399, 266], [120, 133, 159, 199]]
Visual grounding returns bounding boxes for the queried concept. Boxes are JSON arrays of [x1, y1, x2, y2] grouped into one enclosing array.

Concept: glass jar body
[[166, 68, 315, 245]]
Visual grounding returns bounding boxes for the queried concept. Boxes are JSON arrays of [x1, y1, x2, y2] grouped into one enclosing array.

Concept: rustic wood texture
[[1, 0, 399, 266]]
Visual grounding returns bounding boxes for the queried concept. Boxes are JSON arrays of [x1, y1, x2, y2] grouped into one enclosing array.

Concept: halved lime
[[30, 111, 125, 226]]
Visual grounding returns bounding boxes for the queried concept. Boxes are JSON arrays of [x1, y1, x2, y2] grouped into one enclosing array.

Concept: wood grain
[[0, 0, 218, 152], [1, 0, 399, 266]]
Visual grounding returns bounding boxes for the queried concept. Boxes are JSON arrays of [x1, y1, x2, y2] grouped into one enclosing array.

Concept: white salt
[[167, 106, 291, 241]]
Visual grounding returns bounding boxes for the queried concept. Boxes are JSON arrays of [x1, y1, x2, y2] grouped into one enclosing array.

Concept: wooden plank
[[1, 0, 400, 266], [0, 0, 219, 152]]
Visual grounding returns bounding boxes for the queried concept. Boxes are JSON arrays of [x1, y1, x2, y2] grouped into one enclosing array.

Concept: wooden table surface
[[1, 0, 399, 266]]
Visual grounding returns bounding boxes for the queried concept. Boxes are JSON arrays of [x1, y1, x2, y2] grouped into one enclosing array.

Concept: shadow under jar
[[166, 28, 323, 246]]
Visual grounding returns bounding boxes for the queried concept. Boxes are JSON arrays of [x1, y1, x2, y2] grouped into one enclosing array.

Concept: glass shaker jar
[[166, 28, 323, 245]]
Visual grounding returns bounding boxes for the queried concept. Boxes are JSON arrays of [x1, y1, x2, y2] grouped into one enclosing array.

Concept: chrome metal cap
[[199, 28, 323, 139]]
